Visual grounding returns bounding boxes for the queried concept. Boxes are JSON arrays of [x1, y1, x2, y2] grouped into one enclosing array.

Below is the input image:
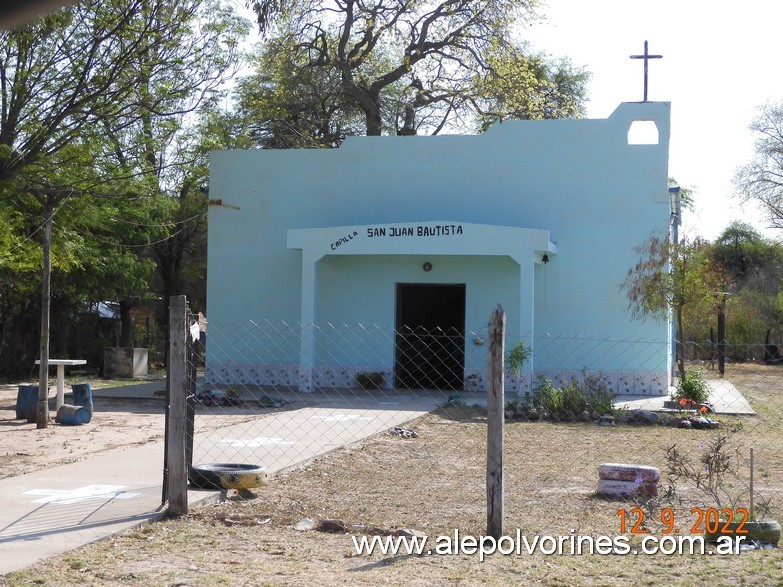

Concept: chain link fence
[[165, 300, 783, 539]]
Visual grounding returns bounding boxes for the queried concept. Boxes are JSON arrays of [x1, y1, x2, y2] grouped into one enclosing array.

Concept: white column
[[515, 254, 536, 374], [298, 253, 319, 392]]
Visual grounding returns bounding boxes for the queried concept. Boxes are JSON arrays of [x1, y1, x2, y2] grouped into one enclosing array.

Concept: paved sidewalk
[[614, 378, 756, 415], [0, 385, 440, 576]]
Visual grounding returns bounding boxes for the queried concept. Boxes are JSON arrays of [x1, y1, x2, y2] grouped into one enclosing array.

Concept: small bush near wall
[[674, 371, 711, 404], [528, 369, 615, 419]]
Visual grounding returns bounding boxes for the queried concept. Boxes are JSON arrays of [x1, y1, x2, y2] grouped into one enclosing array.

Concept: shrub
[[675, 371, 711, 404], [505, 340, 531, 377], [535, 377, 563, 414], [532, 370, 616, 419], [664, 429, 772, 518], [560, 379, 589, 414], [581, 370, 615, 415]]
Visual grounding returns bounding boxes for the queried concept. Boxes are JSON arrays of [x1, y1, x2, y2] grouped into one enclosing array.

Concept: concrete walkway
[[0, 384, 441, 576], [614, 378, 756, 415]]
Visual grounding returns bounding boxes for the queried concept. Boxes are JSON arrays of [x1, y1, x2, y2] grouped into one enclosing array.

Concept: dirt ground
[[4, 364, 783, 585], [0, 380, 167, 480]]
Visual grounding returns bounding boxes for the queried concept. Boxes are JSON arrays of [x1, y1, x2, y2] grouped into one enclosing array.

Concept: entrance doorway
[[395, 283, 465, 390]]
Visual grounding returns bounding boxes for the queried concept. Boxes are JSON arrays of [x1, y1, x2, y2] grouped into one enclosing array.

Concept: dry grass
[[5, 363, 783, 586]]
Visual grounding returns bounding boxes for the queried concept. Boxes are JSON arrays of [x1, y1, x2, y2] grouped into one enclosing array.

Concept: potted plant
[[663, 370, 713, 412]]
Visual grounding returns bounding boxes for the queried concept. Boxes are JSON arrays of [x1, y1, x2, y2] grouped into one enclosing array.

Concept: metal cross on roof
[[630, 40, 662, 102]]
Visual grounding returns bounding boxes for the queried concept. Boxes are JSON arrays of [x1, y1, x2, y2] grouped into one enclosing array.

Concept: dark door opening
[[395, 283, 465, 390]]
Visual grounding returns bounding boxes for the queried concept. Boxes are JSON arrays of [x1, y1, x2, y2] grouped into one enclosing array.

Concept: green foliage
[[674, 371, 711, 404], [531, 370, 615, 419], [505, 340, 532, 377], [535, 377, 565, 414], [725, 293, 766, 354], [672, 221, 783, 356], [241, 0, 588, 138], [621, 235, 726, 378], [669, 177, 695, 211], [0, 0, 249, 375], [581, 370, 616, 415], [712, 222, 771, 283], [622, 236, 725, 324], [235, 33, 366, 148], [476, 48, 589, 131]]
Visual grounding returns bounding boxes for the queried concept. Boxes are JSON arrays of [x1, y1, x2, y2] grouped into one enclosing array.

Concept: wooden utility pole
[[165, 295, 189, 515], [30, 190, 70, 429], [487, 304, 505, 539], [28, 185, 149, 428]]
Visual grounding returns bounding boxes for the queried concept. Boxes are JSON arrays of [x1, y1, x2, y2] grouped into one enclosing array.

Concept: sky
[[522, 0, 783, 241], [230, 0, 783, 242]]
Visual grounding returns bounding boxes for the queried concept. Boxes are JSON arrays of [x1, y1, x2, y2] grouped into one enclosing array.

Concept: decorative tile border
[[205, 362, 668, 396]]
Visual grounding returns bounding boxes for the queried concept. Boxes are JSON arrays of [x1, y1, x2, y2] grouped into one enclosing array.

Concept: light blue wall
[[206, 102, 672, 392], [313, 254, 519, 370]]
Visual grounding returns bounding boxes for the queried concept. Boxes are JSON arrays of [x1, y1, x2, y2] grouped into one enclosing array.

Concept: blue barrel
[[15, 385, 38, 422], [72, 383, 93, 415], [56, 404, 91, 425]]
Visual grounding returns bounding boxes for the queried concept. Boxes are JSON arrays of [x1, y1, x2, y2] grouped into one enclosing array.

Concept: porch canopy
[[287, 220, 557, 390]]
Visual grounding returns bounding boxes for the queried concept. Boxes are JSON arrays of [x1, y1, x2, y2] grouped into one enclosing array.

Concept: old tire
[[188, 463, 268, 490], [706, 519, 781, 545], [599, 463, 660, 483]]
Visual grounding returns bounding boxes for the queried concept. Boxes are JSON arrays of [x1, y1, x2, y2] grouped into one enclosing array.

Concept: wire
[[1, 192, 205, 261], [103, 211, 205, 228], [0, 196, 73, 260], [87, 224, 192, 248]]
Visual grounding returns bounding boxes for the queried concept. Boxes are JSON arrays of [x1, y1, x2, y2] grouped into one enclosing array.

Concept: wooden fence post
[[166, 295, 189, 516], [487, 303, 505, 539]]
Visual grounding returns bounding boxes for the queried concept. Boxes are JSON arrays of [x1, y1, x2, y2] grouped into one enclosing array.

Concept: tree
[[0, 1, 172, 427], [736, 101, 783, 228], [0, 1, 167, 183], [0, 0, 248, 424], [620, 235, 726, 380], [68, 193, 163, 347], [236, 34, 366, 147], [0, 196, 44, 374], [91, 0, 249, 348], [473, 46, 588, 131], [710, 222, 783, 355], [711, 221, 778, 286], [669, 177, 695, 211], [245, 0, 587, 138]]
